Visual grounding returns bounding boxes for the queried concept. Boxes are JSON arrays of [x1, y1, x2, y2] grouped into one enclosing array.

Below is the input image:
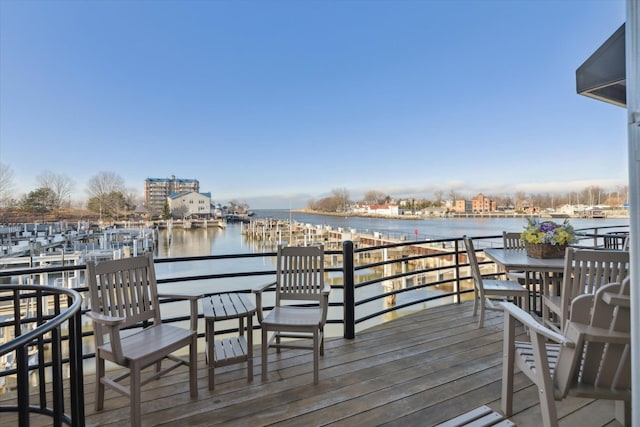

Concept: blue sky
[[0, 0, 628, 209]]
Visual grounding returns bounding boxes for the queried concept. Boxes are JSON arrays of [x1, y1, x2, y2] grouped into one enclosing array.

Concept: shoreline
[[291, 208, 630, 221], [292, 208, 421, 220]]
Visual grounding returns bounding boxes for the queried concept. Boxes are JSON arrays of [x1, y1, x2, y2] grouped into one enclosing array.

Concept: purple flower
[[538, 222, 557, 233]]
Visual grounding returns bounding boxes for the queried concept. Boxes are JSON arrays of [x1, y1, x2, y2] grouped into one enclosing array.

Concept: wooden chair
[[86, 253, 200, 427], [501, 279, 631, 427], [501, 230, 542, 284], [541, 247, 629, 333], [502, 231, 525, 250], [464, 236, 529, 328], [603, 232, 629, 250], [254, 244, 331, 384]]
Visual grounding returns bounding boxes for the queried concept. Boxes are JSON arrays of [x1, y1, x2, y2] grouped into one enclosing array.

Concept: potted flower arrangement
[[521, 218, 576, 258]]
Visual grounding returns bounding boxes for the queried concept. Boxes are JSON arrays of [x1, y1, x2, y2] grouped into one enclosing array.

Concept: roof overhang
[[576, 23, 626, 108]]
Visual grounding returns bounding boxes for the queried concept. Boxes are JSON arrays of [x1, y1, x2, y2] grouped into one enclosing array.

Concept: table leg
[[523, 270, 537, 313], [207, 318, 215, 390], [247, 315, 253, 381]]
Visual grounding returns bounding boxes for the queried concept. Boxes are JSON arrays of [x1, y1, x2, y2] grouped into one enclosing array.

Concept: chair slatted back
[[581, 278, 631, 391], [603, 232, 629, 250], [87, 254, 161, 344], [563, 248, 629, 302], [553, 279, 631, 399], [463, 237, 485, 300], [276, 245, 325, 304], [502, 231, 525, 249]]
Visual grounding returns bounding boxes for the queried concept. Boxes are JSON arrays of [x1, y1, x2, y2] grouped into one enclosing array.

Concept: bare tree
[[362, 190, 387, 205], [172, 204, 189, 219], [331, 188, 350, 211], [433, 190, 444, 207], [37, 170, 74, 217], [0, 163, 15, 207], [87, 171, 125, 220]]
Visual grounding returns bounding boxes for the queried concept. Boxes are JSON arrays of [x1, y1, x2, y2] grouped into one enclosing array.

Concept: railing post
[[343, 240, 355, 339], [454, 239, 461, 304]]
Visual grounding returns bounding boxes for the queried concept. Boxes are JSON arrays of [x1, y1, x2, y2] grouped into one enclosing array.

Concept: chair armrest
[[157, 292, 203, 301], [321, 282, 331, 295], [86, 311, 126, 363], [567, 322, 631, 345], [157, 292, 203, 332], [602, 292, 630, 308], [86, 311, 125, 327], [501, 302, 566, 344], [253, 281, 277, 323], [253, 281, 277, 294]]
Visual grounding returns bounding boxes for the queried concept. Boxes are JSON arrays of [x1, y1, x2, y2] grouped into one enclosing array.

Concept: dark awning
[[576, 23, 626, 108]]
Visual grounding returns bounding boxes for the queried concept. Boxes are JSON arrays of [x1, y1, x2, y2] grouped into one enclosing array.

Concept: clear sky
[[0, 0, 629, 209]]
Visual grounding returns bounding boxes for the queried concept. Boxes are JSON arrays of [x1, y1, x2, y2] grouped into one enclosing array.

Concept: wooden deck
[[0, 301, 624, 426]]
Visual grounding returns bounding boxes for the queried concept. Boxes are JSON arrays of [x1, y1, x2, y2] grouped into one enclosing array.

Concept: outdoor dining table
[[482, 248, 566, 314]]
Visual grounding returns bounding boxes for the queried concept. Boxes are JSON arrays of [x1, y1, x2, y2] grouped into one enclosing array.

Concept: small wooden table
[[202, 293, 256, 390], [483, 248, 566, 313]]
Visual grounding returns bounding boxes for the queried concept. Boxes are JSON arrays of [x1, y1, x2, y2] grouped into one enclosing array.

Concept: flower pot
[[525, 242, 567, 259]]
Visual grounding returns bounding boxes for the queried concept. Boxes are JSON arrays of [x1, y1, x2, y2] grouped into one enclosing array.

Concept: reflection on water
[[151, 223, 470, 334]]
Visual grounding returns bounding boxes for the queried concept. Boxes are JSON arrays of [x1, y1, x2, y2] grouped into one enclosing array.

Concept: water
[[152, 212, 629, 313], [250, 209, 629, 241]]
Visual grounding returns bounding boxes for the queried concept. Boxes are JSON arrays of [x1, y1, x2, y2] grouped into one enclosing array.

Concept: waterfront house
[[144, 175, 200, 214], [168, 191, 212, 218]]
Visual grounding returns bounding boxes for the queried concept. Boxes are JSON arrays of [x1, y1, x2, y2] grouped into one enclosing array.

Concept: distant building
[[516, 200, 539, 213], [352, 204, 403, 216], [168, 192, 212, 218], [471, 193, 496, 213], [451, 194, 496, 213], [452, 199, 472, 213], [144, 175, 199, 214]]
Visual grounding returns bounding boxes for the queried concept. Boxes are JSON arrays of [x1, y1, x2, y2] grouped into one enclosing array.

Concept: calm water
[[153, 211, 628, 297], [251, 209, 629, 241]]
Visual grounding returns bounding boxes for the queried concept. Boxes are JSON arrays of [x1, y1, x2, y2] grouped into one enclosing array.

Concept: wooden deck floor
[[1, 301, 624, 426]]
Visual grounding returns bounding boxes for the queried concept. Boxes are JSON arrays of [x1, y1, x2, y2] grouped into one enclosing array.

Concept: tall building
[[144, 175, 199, 214]]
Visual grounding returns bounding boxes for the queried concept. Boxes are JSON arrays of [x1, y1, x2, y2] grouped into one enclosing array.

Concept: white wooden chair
[[254, 245, 331, 384], [86, 253, 199, 427], [464, 236, 530, 328], [501, 278, 631, 427], [541, 247, 629, 333]]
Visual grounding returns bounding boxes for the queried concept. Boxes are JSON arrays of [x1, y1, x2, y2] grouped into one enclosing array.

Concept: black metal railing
[[0, 285, 84, 427]]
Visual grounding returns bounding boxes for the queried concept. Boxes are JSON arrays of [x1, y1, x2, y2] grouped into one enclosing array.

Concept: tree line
[[0, 163, 253, 222], [307, 185, 630, 214], [0, 164, 138, 221]]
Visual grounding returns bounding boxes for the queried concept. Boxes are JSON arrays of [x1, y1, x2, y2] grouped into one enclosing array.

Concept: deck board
[[0, 301, 624, 426]]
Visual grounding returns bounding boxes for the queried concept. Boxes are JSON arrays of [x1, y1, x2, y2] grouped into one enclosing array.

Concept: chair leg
[[313, 330, 319, 385], [95, 357, 105, 411], [189, 334, 198, 398], [478, 297, 485, 328], [501, 313, 515, 417], [319, 328, 324, 356], [261, 327, 268, 381], [472, 288, 479, 316], [531, 333, 558, 427], [131, 363, 142, 427]]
